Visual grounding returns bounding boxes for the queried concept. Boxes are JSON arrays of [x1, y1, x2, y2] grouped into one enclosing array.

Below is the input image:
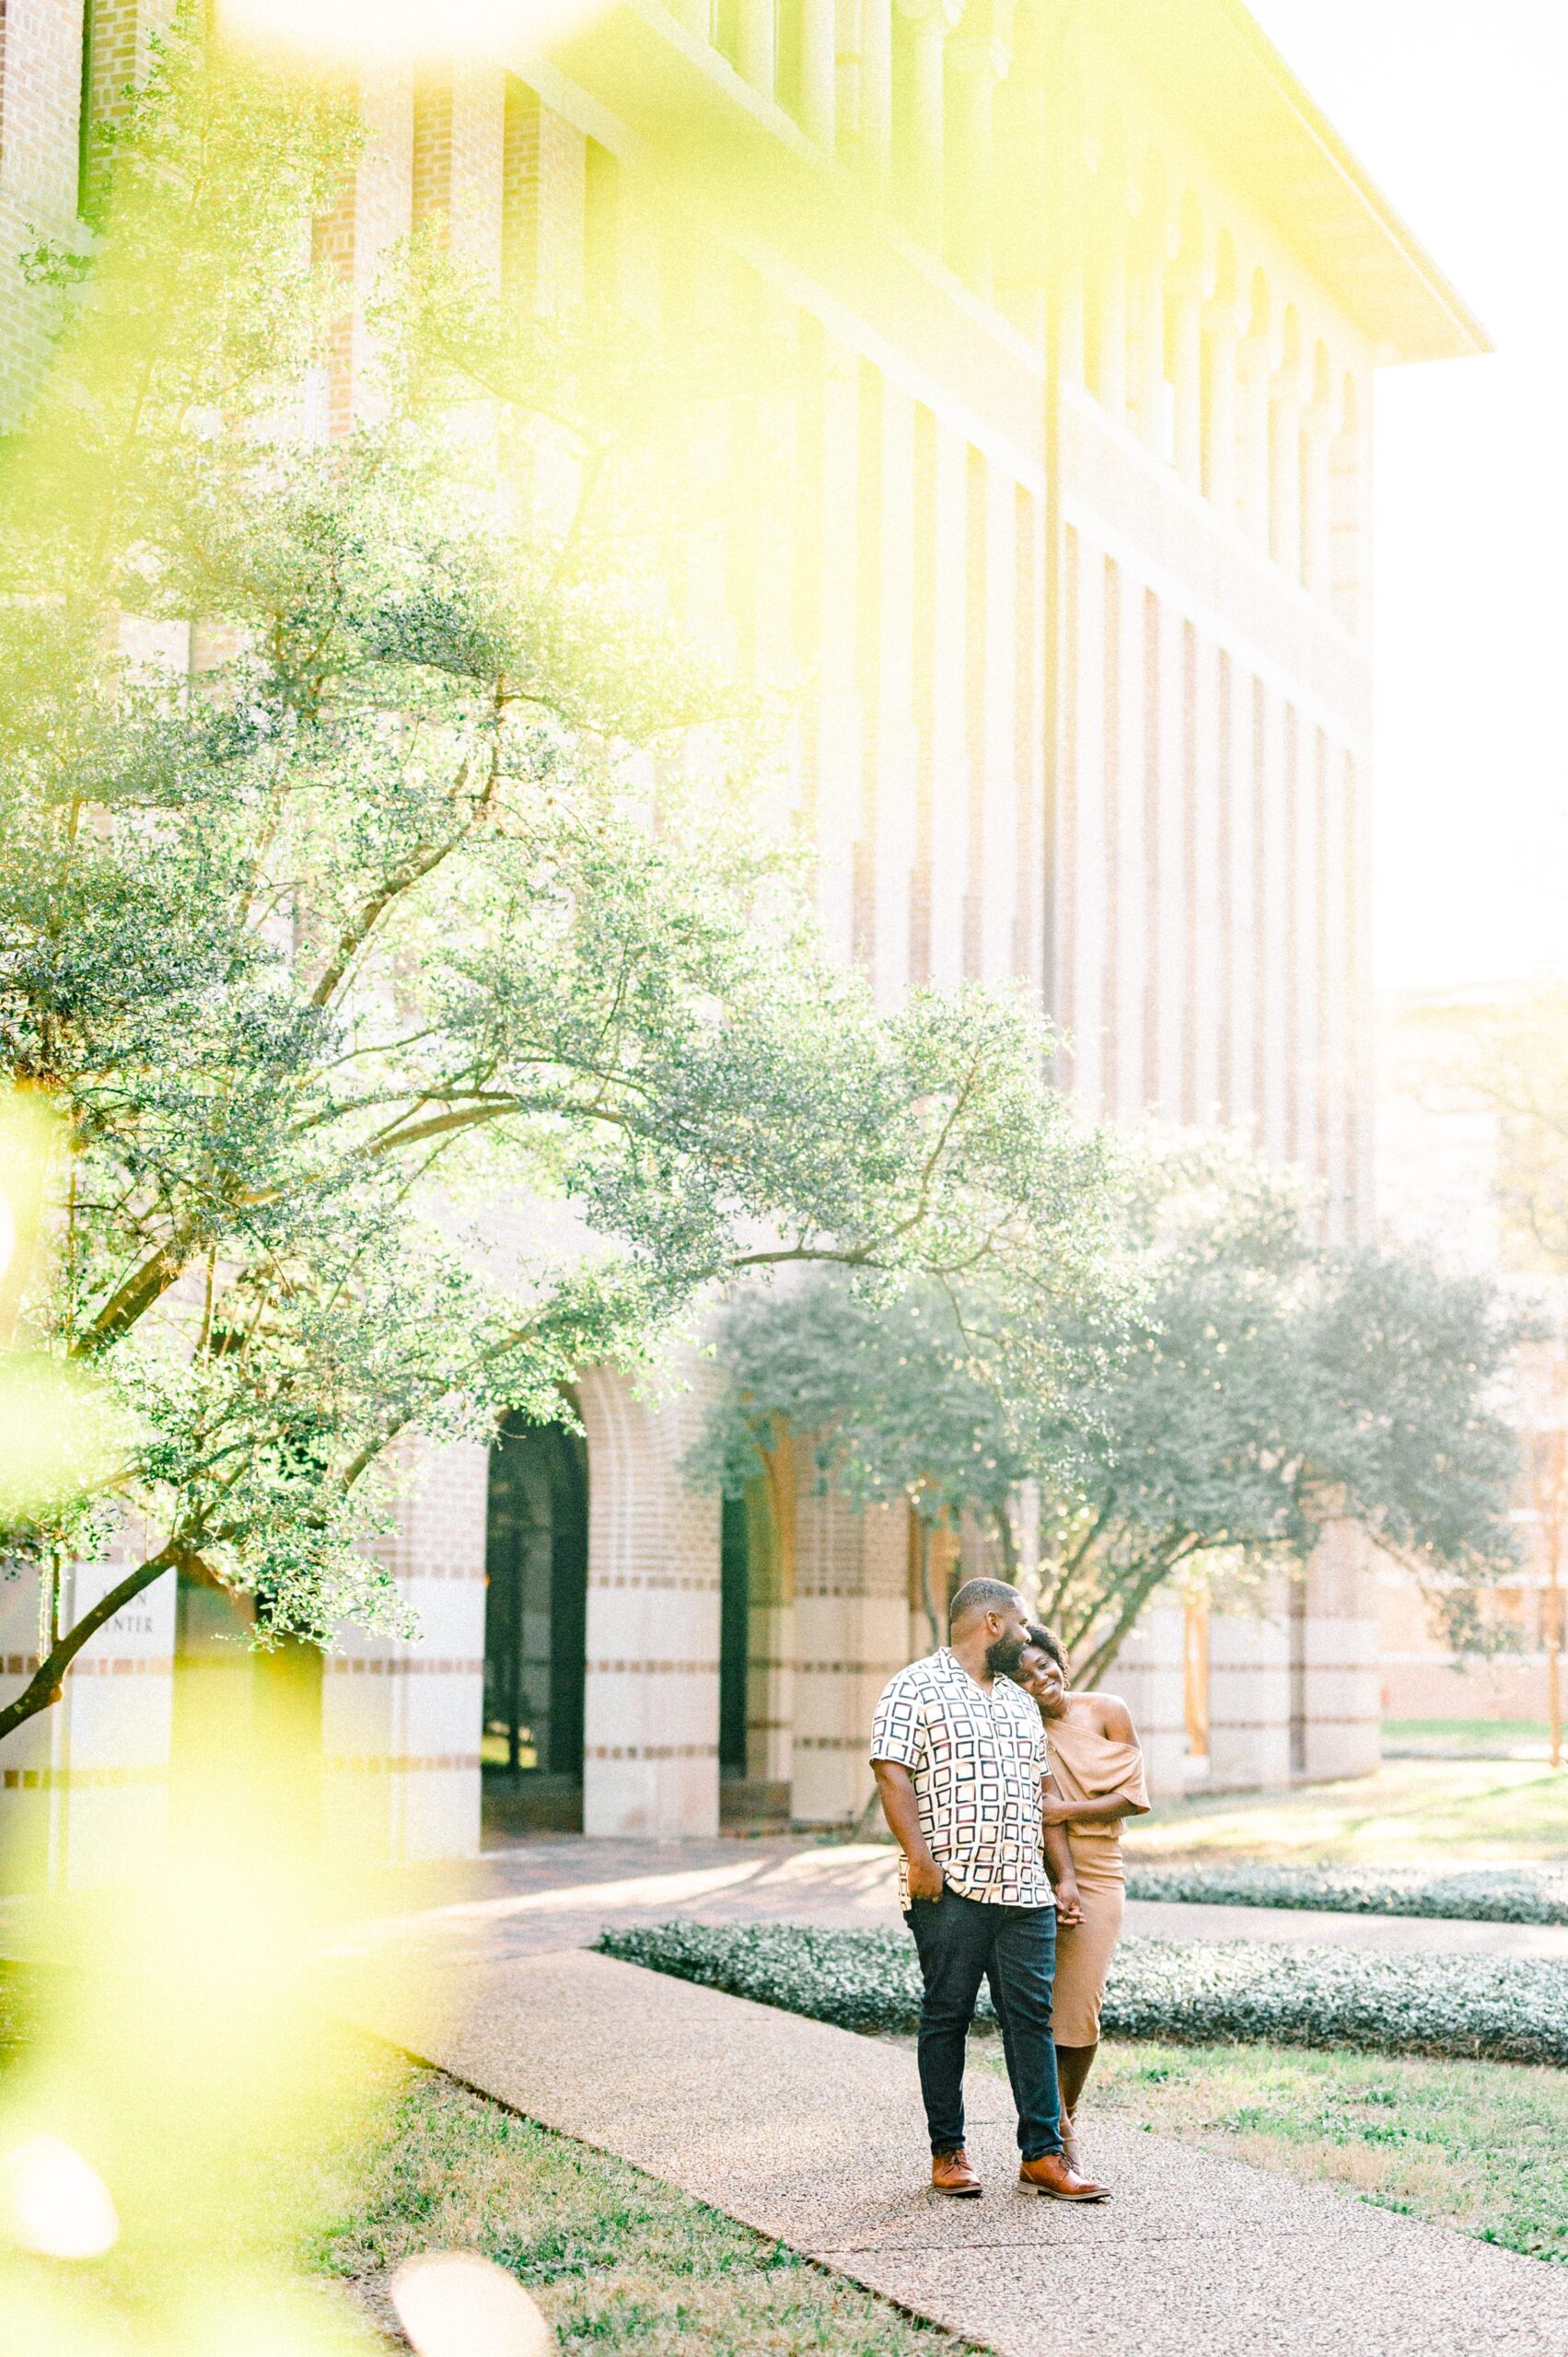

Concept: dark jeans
[[903, 1886, 1063, 2163]]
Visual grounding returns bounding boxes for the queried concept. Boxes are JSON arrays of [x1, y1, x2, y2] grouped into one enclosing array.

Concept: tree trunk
[[759, 1432, 797, 1607], [915, 1515, 942, 1654], [1070, 1542, 1197, 1689], [0, 1546, 181, 1744]]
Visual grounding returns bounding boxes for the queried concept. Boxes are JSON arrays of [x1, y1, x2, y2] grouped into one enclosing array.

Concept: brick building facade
[[0, 0, 1485, 1880]]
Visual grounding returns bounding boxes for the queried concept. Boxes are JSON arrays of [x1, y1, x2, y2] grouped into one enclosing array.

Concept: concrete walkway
[[9, 1834, 1568, 1968], [348, 1945, 1568, 2357], [319, 1835, 1568, 1968]]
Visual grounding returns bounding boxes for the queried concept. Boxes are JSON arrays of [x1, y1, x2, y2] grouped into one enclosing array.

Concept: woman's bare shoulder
[[1074, 1690, 1138, 1742]]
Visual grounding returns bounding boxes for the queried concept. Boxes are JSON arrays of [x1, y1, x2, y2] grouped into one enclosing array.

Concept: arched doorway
[[483, 1413, 588, 1837], [718, 1492, 750, 1783]]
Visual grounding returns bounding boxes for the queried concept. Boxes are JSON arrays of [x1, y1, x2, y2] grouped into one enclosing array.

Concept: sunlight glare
[[390, 2251, 555, 2357], [1, 2136, 119, 2261], [217, 0, 609, 68]]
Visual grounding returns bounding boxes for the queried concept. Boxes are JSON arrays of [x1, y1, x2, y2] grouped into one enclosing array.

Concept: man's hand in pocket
[[907, 1852, 945, 1902]]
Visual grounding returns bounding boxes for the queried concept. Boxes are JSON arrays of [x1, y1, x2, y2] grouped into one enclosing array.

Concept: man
[[870, 1577, 1110, 2201]]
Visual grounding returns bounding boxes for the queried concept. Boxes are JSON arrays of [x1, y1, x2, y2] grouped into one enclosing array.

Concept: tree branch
[[0, 1544, 186, 1747]]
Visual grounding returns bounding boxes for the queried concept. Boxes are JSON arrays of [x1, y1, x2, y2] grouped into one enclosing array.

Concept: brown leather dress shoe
[[931, 2148, 982, 2197], [1017, 2150, 1110, 2200]]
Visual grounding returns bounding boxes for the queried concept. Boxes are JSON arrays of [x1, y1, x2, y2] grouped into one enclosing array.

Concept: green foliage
[[1122, 1861, 1568, 1926], [698, 1134, 1525, 1678], [1036, 1140, 1526, 1677], [689, 1276, 1038, 1528], [0, 29, 1120, 1732], [598, 1918, 1568, 2067], [1084, 2039, 1568, 2267]]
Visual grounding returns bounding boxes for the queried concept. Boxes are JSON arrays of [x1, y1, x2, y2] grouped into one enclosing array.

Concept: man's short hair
[[948, 1577, 1023, 1631]]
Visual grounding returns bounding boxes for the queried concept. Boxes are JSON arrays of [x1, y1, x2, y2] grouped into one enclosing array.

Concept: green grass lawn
[[1023, 2037, 1568, 2266], [1385, 1720, 1557, 1761], [1128, 1759, 1568, 1867], [319, 2063, 950, 2355], [0, 1965, 947, 2355], [1388, 1720, 1551, 1741]]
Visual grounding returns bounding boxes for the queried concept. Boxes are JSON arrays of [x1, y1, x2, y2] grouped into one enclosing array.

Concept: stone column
[[860, 0, 894, 183], [896, 0, 961, 250], [945, 4, 1011, 298], [738, 0, 777, 99], [1170, 264, 1207, 488], [1270, 363, 1305, 581], [577, 1364, 722, 1839], [792, 1488, 910, 1825], [1207, 1584, 1292, 1790], [1092, 175, 1129, 416], [836, 0, 864, 161], [1235, 331, 1272, 547], [1300, 396, 1336, 599], [1330, 385, 1370, 637], [1299, 1522, 1381, 1780], [800, 0, 838, 147], [1201, 296, 1242, 515], [0, 1553, 177, 1893], [322, 1433, 489, 1868], [1131, 226, 1167, 455], [1106, 1605, 1188, 1802], [1054, 177, 1087, 386]]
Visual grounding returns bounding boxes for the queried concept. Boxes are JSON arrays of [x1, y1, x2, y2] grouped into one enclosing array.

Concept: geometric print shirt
[[870, 1648, 1054, 1910]]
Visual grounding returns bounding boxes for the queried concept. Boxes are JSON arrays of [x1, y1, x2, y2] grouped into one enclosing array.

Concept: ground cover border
[[598, 1919, 1568, 2065]]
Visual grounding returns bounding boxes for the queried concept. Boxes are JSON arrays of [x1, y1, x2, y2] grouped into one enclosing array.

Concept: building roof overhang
[[1114, 0, 1490, 363]]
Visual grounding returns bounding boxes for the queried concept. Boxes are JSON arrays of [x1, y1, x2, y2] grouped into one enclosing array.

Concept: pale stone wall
[[0, 0, 86, 427], [0, 1559, 174, 1890], [1206, 1578, 1293, 1793], [1, 4, 1465, 1864], [1298, 1521, 1381, 1781], [1105, 1605, 1188, 1804], [1378, 1557, 1558, 1731], [322, 1436, 489, 1867], [577, 1362, 723, 1840], [0, 1439, 487, 1888], [792, 1489, 908, 1825]]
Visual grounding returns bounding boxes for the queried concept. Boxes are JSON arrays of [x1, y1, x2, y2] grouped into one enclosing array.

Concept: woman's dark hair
[[1025, 1621, 1069, 1678]]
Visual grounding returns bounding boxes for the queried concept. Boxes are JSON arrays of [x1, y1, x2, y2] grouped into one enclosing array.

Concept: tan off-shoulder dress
[[1047, 1706, 1149, 2047]]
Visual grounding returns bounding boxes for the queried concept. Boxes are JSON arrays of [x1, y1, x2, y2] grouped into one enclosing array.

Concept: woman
[[1013, 1622, 1148, 2170]]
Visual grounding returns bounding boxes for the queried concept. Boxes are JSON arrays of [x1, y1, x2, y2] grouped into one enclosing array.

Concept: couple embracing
[[870, 1577, 1148, 2202]]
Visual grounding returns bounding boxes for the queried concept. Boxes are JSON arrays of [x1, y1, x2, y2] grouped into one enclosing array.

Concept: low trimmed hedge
[[1123, 1861, 1568, 1926], [597, 1919, 1568, 2068]]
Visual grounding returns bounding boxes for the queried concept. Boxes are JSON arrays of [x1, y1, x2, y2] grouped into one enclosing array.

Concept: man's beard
[[985, 1631, 1028, 1676]]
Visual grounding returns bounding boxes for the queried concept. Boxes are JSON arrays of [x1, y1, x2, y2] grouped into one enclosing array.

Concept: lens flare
[[216, 0, 609, 68], [390, 2251, 554, 2357], [1, 2135, 119, 2261]]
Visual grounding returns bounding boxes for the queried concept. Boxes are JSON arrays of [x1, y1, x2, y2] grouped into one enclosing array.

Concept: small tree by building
[[698, 1139, 1527, 1681]]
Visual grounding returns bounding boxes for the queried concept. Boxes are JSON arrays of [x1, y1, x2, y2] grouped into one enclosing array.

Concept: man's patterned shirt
[[870, 1648, 1054, 1910]]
